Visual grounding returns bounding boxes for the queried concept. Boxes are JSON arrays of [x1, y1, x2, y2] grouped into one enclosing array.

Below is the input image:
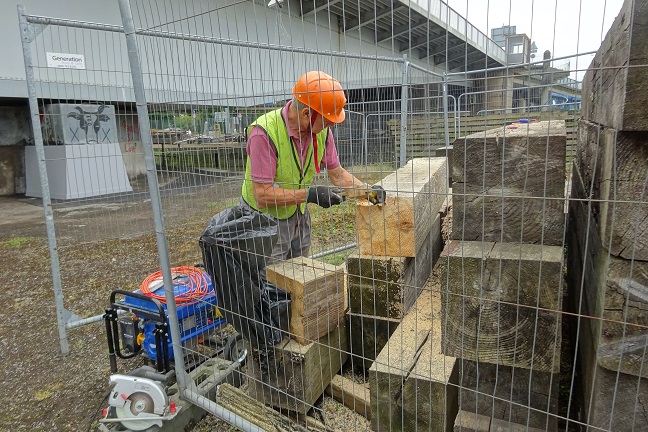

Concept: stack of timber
[[369, 287, 458, 432], [451, 120, 567, 245], [440, 120, 567, 430], [388, 110, 578, 168], [247, 257, 347, 413], [569, 2, 648, 429], [265, 257, 345, 345], [347, 157, 448, 369]]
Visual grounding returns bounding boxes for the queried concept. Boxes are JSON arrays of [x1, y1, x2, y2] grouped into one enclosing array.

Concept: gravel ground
[[0, 169, 386, 432]]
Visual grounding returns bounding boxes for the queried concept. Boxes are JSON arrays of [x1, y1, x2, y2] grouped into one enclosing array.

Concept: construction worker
[[241, 71, 385, 263]]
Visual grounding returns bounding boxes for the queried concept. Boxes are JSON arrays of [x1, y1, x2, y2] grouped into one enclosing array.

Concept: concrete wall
[[0, 0, 455, 106]]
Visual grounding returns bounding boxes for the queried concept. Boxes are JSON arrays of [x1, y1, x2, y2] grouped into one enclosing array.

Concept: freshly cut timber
[[356, 157, 448, 257], [265, 257, 345, 345]]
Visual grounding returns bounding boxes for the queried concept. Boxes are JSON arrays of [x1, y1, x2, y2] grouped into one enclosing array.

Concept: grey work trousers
[[239, 198, 312, 264]]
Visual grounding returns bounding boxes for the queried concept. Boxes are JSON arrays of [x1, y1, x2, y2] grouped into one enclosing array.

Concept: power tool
[[98, 266, 246, 431]]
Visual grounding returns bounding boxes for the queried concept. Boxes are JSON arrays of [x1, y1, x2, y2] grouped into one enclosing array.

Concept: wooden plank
[[490, 418, 546, 432], [369, 289, 458, 432], [451, 192, 566, 245], [454, 411, 491, 432], [576, 120, 648, 260], [452, 121, 567, 197], [581, 0, 648, 131], [568, 164, 648, 378], [577, 293, 648, 432], [247, 324, 348, 414], [324, 375, 371, 419], [347, 312, 400, 371], [438, 240, 563, 372], [265, 257, 345, 345], [217, 383, 332, 431], [347, 215, 441, 318], [400, 311, 458, 432], [355, 157, 448, 257], [457, 359, 559, 431]]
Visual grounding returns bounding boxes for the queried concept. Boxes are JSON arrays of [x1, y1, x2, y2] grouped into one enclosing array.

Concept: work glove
[[367, 185, 387, 205], [307, 186, 345, 209]]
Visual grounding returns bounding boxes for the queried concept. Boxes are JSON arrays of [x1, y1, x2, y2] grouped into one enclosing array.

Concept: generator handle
[[110, 289, 166, 322]]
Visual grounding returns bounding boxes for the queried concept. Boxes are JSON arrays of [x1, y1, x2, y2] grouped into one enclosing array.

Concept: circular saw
[[100, 374, 180, 431]]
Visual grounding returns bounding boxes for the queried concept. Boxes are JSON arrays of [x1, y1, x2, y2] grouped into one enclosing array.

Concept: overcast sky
[[445, 0, 625, 75]]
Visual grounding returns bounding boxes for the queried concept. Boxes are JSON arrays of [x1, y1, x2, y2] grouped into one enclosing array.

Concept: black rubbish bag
[[199, 205, 290, 349]]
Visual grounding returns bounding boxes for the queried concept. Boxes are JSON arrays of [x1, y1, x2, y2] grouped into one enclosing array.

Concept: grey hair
[[292, 97, 309, 112]]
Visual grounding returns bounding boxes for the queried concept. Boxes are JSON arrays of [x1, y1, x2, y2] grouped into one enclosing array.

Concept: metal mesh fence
[[9, 0, 647, 431]]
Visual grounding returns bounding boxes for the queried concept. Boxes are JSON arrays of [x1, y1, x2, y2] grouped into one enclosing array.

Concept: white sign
[[46, 52, 86, 70]]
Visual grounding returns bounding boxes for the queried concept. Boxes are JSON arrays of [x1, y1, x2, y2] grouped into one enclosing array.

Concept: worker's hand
[[367, 185, 386, 205], [307, 186, 345, 208]]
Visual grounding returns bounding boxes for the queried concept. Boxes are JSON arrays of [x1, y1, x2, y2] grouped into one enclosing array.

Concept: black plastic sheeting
[[199, 205, 290, 349]]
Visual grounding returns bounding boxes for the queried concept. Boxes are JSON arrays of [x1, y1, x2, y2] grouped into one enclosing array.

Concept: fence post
[[442, 72, 451, 148], [116, 0, 193, 391], [399, 54, 409, 167], [18, 5, 71, 356]]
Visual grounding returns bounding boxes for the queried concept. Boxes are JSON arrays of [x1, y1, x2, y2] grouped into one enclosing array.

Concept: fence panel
[[10, 1, 646, 432]]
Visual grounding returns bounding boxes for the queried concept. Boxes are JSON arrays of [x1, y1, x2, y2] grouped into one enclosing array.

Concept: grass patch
[[2, 237, 30, 248], [34, 390, 53, 401], [309, 200, 357, 254]]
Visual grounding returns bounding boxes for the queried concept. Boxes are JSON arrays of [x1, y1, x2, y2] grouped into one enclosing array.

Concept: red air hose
[[140, 266, 211, 305]]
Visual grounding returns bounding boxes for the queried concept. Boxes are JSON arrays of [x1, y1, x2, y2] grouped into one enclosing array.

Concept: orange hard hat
[[292, 71, 346, 123]]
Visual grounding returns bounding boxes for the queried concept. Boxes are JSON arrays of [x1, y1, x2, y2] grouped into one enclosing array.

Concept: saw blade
[[115, 392, 162, 431]]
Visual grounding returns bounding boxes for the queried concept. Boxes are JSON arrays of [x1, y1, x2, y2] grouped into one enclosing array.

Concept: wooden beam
[[325, 375, 371, 419], [451, 120, 567, 245], [265, 257, 345, 345], [369, 289, 458, 432], [581, 0, 648, 131], [348, 215, 441, 319], [577, 121, 648, 260], [347, 312, 400, 371], [217, 383, 332, 431], [247, 324, 348, 414], [439, 240, 564, 373], [490, 419, 546, 432], [355, 157, 447, 257], [569, 165, 648, 379], [457, 359, 559, 430], [453, 410, 490, 432]]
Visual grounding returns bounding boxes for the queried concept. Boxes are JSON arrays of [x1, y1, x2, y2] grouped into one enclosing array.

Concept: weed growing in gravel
[[2, 236, 30, 247]]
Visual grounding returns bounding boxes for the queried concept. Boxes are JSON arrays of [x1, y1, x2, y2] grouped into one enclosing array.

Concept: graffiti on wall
[[67, 105, 112, 143]]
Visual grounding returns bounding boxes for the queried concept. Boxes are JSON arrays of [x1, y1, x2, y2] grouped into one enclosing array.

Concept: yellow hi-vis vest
[[241, 108, 328, 220]]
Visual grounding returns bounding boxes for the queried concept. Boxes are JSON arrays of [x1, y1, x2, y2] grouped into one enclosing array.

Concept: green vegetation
[[2, 237, 30, 248]]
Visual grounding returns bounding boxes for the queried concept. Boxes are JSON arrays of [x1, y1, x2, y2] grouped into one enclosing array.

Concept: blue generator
[[118, 270, 226, 362]]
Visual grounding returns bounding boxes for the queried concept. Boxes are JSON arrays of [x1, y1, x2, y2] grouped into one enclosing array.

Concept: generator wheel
[[226, 334, 248, 366]]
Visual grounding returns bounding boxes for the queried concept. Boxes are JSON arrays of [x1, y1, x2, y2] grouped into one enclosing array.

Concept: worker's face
[[298, 108, 335, 134]]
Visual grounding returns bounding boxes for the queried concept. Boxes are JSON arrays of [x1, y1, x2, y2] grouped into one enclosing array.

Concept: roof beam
[[418, 37, 465, 60], [300, 0, 340, 17], [401, 31, 446, 52], [345, 2, 405, 32], [443, 50, 488, 71], [376, 18, 429, 43]]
